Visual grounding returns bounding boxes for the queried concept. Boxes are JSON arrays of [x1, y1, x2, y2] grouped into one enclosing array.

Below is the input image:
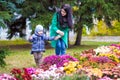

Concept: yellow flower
[[73, 6, 79, 11], [90, 68, 103, 78], [64, 67, 67, 70], [75, 61, 79, 64], [69, 68, 76, 72], [77, 65, 82, 69], [66, 71, 71, 74]]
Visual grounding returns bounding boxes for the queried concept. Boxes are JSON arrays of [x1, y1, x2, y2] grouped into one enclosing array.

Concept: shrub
[[61, 73, 89, 80], [0, 48, 9, 67], [83, 20, 120, 36]]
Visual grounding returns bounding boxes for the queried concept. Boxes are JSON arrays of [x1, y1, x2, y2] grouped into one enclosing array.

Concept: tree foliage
[[0, 0, 120, 45], [0, 48, 9, 67], [72, 0, 120, 45], [0, 0, 54, 38]]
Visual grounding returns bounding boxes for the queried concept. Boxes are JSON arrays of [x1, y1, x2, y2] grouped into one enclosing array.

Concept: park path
[[69, 31, 119, 42], [69, 34, 120, 42], [81, 36, 120, 42]]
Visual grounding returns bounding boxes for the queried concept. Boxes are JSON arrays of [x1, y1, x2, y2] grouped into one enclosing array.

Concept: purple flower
[[25, 68, 36, 75], [111, 44, 120, 49], [89, 56, 112, 63], [98, 76, 112, 80], [42, 54, 78, 67], [0, 74, 16, 80]]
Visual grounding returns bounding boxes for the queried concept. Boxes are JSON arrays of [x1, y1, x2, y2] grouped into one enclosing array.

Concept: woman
[[50, 4, 73, 55]]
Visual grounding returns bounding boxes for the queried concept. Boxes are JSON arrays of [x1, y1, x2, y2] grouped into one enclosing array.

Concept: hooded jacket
[[50, 12, 69, 48], [29, 25, 54, 53]]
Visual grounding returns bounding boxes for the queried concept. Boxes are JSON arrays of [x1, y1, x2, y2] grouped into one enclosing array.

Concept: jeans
[[55, 38, 66, 55]]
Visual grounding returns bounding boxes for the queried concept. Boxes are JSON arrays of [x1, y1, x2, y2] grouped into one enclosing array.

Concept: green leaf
[[0, 11, 11, 21], [7, 2, 18, 12], [16, 0, 25, 4], [0, 19, 6, 28]]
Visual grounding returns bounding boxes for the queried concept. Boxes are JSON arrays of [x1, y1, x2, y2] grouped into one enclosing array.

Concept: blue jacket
[[29, 27, 54, 53], [29, 33, 54, 53]]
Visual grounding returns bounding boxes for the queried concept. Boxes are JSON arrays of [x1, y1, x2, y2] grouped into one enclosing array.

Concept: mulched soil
[[0, 43, 53, 50], [0, 41, 77, 51]]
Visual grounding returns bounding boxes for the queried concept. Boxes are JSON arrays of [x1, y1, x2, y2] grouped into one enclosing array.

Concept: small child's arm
[[54, 35, 62, 40], [28, 35, 34, 42], [43, 34, 55, 41], [44, 32, 63, 41]]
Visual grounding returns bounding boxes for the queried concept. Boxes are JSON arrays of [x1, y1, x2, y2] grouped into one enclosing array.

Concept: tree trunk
[[74, 26, 83, 45]]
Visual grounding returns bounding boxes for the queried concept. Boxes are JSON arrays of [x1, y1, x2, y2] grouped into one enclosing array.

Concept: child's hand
[[54, 35, 61, 40], [56, 30, 64, 36], [29, 36, 32, 39]]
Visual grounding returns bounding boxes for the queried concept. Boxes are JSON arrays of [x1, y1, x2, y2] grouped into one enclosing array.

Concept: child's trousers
[[33, 52, 43, 67]]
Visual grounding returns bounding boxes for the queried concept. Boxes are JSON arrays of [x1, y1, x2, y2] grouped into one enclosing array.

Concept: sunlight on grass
[[0, 50, 35, 73], [0, 49, 55, 74], [0, 39, 29, 46]]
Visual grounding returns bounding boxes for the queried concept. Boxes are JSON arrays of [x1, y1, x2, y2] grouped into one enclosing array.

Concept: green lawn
[[0, 40, 119, 74]]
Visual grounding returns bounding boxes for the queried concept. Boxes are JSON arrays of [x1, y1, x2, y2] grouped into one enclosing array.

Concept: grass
[[0, 39, 29, 46], [0, 40, 119, 74]]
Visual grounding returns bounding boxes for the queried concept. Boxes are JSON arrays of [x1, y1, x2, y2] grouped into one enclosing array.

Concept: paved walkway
[[69, 31, 120, 42], [81, 36, 120, 42], [69, 34, 120, 42]]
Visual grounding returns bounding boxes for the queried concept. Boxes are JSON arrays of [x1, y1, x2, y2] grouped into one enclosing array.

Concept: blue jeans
[[55, 38, 66, 55]]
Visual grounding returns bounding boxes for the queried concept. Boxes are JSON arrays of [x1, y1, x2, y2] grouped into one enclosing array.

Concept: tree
[[0, 0, 54, 39], [0, 0, 27, 38], [0, 0, 73, 39], [1, 0, 120, 45], [0, 0, 12, 28], [72, 0, 120, 45]]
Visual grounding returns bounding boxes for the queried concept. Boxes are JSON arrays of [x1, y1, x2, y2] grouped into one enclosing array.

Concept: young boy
[[29, 24, 63, 67]]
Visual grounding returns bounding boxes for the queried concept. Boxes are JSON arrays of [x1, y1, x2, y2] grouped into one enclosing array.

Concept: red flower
[[11, 68, 22, 75], [11, 68, 32, 80]]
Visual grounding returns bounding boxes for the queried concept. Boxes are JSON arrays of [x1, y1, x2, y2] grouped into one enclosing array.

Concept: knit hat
[[35, 24, 44, 36], [35, 25, 43, 31]]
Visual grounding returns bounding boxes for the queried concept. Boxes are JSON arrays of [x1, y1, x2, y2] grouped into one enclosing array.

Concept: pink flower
[[0, 74, 16, 80]]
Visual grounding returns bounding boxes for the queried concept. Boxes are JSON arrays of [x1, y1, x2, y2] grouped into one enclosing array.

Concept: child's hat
[[35, 24, 43, 31]]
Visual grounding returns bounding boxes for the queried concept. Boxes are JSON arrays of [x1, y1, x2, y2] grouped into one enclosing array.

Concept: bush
[[83, 20, 120, 36], [61, 73, 89, 80], [0, 48, 9, 67]]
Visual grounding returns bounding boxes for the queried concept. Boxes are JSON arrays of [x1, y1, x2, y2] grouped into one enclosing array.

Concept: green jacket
[[50, 12, 69, 48]]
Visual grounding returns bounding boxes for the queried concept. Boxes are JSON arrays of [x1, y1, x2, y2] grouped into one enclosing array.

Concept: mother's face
[[61, 9, 67, 16]]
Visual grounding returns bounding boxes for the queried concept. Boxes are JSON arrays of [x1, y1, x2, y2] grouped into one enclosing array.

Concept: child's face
[[38, 31, 43, 35], [61, 9, 67, 16]]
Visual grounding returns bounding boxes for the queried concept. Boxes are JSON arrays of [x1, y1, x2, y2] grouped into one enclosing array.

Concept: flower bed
[[74, 44, 120, 79], [0, 44, 120, 80]]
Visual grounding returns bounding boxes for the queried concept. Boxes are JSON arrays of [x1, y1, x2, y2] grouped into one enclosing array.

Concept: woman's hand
[[56, 30, 64, 36], [54, 35, 61, 40]]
